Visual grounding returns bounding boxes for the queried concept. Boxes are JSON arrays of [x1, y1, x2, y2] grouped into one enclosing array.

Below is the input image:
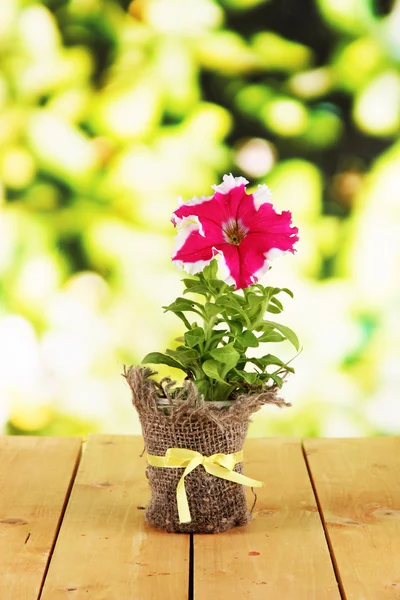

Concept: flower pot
[[125, 366, 287, 534]]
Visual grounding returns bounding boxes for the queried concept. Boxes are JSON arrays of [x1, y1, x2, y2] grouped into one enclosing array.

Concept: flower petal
[[171, 195, 213, 226], [252, 184, 273, 209], [215, 248, 236, 287], [172, 219, 224, 274], [172, 195, 226, 230], [267, 248, 287, 260], [250, 255, 271, 284], [212, 173, 249, 195], [217, 242, 268, 290], [216, 244, 244, 289], [173, 216, 204, 251], [245, 204, 299, 253]]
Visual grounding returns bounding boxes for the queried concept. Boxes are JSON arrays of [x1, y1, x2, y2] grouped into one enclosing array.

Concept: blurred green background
[[1, 0, 399, 438]]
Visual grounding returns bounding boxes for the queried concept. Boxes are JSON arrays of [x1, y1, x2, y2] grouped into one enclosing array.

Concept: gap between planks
[[303, 437, 400, 600], [39, 435, 190, 600], [188, 534, 194, 600], [301, 441, 346, 600], [192, 437, 341, 600], [37, 442, 82, 600], [0, 436, 82, 600]]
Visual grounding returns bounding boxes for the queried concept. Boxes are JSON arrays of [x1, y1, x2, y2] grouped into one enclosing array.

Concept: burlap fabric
[[124, 366, 290, 534]]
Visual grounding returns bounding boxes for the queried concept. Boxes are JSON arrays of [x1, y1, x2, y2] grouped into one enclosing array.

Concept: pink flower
[[171, 174, 299, 290]]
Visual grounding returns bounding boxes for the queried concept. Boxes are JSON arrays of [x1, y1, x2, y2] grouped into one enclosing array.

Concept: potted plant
[[125, 173, 299, 533]]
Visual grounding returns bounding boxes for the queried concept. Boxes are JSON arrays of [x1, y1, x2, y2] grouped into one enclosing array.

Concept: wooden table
[[1, 435, 399, 599]]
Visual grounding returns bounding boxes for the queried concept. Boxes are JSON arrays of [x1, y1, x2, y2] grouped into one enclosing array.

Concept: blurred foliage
[[0, 0, 399, 437]]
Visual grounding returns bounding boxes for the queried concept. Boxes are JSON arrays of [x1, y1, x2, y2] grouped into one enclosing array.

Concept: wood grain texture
[[0, 436, 81, 600], [40, 434, 189, 600], [304, 436, 400, 600], [194, 437, 340, 599]]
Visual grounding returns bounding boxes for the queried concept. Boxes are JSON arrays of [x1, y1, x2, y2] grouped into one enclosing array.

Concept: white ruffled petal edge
[[173, 257, 214, 275], [175, 194, 213, 210], [173, 174, 250, 222], [252, 184, 273, 209], [212, 173, 249, 194], [214, 250, 236, 286], [172, 216, 216, 274], [250, 248, 290, 284], [215, 249, 276, 287], [250, 257, 271, 285], [267, 248, 287, 260], [172, 216, 204, 256]]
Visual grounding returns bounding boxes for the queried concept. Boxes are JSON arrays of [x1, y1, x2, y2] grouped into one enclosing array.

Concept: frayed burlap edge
[[123, 365, 290, 426]]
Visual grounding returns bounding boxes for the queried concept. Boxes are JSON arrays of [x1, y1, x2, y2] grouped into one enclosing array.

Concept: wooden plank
[[0, 436, 82, 600], [40, 434, 189, 600], [194, 437, 340, 599], [303, 436, 400, 600]]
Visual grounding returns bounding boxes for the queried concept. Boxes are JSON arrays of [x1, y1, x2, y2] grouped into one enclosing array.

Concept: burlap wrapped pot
[[124, 366, 289, 534]]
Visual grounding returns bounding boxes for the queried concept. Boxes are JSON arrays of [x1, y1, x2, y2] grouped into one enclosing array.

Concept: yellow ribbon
[[147, 448, 263, 524]]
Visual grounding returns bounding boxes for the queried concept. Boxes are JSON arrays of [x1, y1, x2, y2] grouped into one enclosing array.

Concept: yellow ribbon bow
[[147, 448, 263, 524]]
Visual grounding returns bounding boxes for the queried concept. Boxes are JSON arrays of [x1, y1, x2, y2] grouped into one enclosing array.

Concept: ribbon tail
[[176, 457, 203, 523], [205, 462, 264, 488]]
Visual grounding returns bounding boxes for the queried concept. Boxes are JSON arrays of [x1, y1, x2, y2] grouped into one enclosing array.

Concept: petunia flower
[[171, 174, 299, 290]]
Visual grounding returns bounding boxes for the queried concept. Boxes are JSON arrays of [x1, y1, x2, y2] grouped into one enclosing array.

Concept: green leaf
[[182, 278, 200, 289], [262, 320, 300, 351], [210, 343, 240, 370], [184, 327, 205, 348], [204, 302, 221, 318], [228, 320, 243, 335], [246, 354, 294, 374], [263, 285, 293, 300], [246, 357, 263, 370], [202, 259, 218, 279], [255, 284, 269, 295], [202, 359, 224, 381], [211, 380, 235, 402], [257, 371, 273, 381], [215, 294, 249, 322], [247, 292, 264, 308], [141, 352, 186, 372], [257, 330, 285, 343], [202, 344, 240, 380], [237, 330, 259, 348], [281, 287, 294, 298], [267, 372, 284, 388], [173, 311, 191, 330], [270, 297, 284, 311], [163, 297, 204, 315], [258, 353, 295, 373], [207, 278, 227, 294], [216, 294, 246, 308], [166, 346, 199, 366], [215, 305, 238, 319], [194, 379, 210, 398], [183, 284, 209, 297], [208, 330, 229, 349], [236, 360, 247, 371], [266, 305, 281, 314], [245, 292, 266, 323], [239, 370, 259, 385]]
